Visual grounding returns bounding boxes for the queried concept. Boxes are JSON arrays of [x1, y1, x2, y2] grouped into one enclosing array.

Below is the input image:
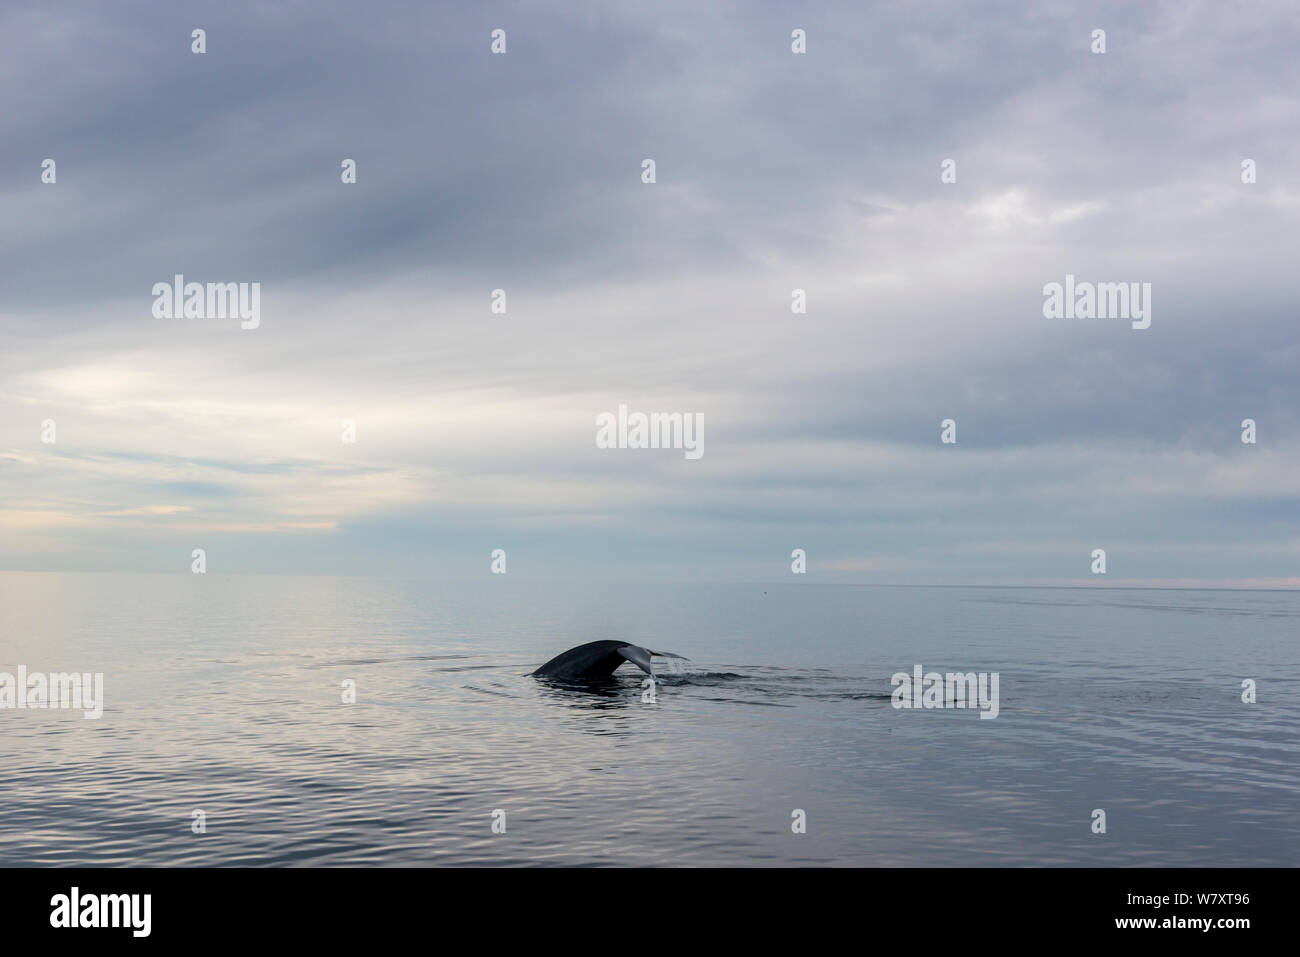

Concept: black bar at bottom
[[0, 867, 1279, 943]]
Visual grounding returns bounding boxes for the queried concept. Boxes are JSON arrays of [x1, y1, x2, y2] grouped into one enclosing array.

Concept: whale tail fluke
[[616, 644, 659, 675], [532, 640, 688, 679]]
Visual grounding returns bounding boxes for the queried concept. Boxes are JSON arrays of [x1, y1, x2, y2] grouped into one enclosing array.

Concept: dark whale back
[[531, 640, 684, 679]]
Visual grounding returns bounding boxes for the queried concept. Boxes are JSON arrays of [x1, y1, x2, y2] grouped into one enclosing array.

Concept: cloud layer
[[2, 0, 1298, 583]]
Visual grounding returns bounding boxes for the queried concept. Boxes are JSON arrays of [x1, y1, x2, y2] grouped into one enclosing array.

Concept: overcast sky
[[1, 0, 1298, 584]]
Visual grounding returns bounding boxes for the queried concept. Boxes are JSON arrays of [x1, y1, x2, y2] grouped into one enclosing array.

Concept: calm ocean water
[[1, 572, 1297, 866]]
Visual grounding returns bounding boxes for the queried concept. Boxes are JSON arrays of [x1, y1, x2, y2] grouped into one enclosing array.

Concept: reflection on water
[[0, 573, 1297, 866], [532, 675, 638, 710]]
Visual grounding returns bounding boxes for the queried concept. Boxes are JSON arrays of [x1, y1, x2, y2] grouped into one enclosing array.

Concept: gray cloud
[[1, 0, 1298, 582]]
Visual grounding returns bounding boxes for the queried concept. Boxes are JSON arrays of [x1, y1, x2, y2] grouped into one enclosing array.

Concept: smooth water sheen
[[1, 572, 1297, 866]]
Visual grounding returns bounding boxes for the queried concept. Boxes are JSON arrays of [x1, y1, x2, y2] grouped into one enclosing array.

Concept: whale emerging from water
[[531, 640, 686, 679]]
